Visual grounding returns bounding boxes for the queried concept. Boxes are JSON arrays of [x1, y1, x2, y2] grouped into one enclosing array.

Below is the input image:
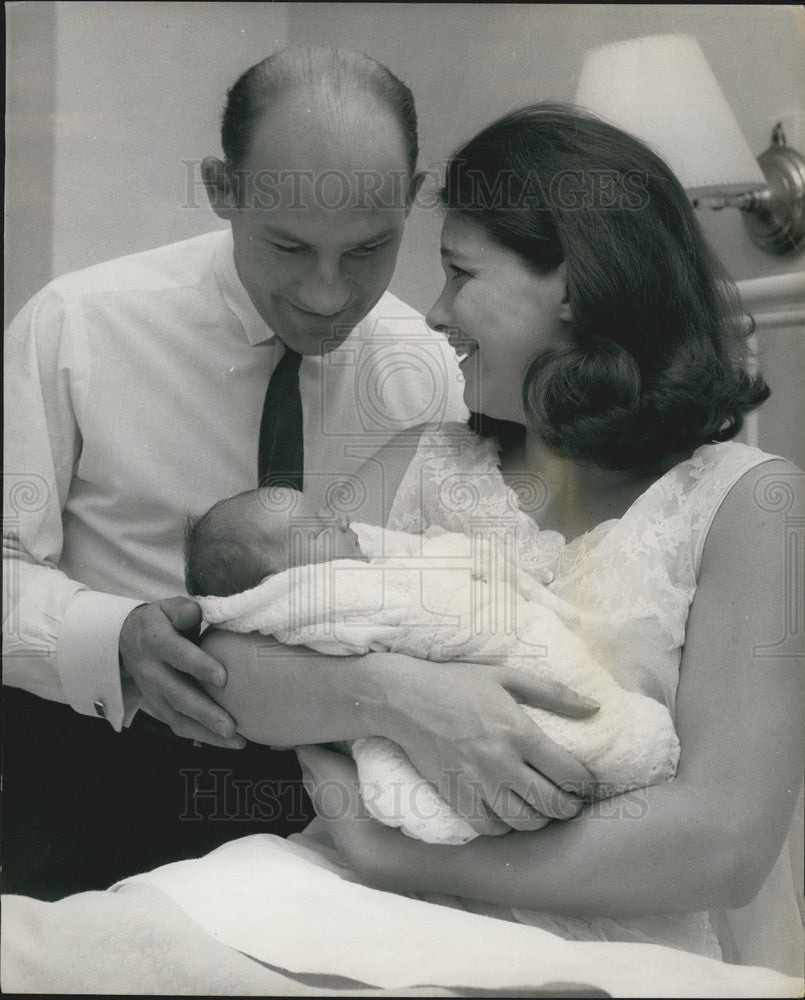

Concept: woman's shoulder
[[685, 440, 789, 480], [654, 441, 790, 520], [698, 448, 801, 531], [580, 442, 797, 595], [679, 443, 801, 574]]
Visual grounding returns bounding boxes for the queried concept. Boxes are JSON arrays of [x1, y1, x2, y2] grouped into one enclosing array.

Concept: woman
[[7, 104, 801, 993], [203, 103, 803, 974]]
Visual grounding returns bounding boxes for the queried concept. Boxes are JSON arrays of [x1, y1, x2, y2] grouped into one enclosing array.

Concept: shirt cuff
[[57, 590, 145, 732]]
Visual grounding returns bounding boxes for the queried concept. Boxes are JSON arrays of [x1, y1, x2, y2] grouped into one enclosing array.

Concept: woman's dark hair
[[442, 103, 769, 470], [221, 45, 418, 176]]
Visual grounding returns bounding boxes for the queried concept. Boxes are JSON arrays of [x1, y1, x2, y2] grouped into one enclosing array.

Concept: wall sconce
[[574, 34, 805, 254]]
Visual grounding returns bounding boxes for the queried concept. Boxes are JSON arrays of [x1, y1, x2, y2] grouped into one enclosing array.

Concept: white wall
[[737, 274, 805, 468], [6, 1, 57, 321], [5, 1, 290, 320], [50, 0, 289, 277]]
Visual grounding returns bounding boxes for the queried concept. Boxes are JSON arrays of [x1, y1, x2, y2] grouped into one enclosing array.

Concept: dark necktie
[[258, 347, 304, 490]]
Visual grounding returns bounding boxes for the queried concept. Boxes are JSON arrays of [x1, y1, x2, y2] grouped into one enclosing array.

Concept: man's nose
[[296, 258, 351, 316]]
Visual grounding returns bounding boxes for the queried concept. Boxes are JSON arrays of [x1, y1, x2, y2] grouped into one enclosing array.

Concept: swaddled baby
[[185, 486, 680, 844]]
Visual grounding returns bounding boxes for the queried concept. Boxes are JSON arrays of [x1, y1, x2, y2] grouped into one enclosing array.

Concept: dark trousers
[[1, 687, 314, 900]]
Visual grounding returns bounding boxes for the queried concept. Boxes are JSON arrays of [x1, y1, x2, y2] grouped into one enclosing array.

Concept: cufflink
[[94, 699, 107, 719]]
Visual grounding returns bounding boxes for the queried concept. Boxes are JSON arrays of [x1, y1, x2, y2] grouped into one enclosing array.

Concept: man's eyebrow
[[359, 229, 398, 244], [260, 226, 399, 248], [344, 228, 399, 249], [260, 226, 307, 244], [440, 245, 471, 260]]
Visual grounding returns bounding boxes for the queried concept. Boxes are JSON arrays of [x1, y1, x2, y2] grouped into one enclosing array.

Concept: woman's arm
[[310, 460, 804, 916], [201, 628, 599, 830]]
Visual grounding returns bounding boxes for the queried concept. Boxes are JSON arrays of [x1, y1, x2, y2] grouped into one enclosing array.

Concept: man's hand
[[119, 597, 245, 748]]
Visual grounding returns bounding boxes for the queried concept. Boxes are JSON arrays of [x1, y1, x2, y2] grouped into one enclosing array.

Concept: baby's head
[[184, 486, 366, 597]]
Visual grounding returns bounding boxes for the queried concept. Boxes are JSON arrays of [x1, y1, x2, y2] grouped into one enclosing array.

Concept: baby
[[185, 487, 680, 845], [185, 486, 369, 598]]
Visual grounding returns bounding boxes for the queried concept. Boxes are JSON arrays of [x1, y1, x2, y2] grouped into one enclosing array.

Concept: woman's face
[[426, 213, 570, 424]]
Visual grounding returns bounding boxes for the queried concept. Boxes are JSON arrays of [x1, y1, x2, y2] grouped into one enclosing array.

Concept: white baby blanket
[[199, 525, 680, 844]]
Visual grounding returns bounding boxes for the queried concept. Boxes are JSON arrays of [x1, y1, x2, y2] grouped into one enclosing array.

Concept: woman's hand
[[200, 632, 598, 833], [367, 655, 599, 833]]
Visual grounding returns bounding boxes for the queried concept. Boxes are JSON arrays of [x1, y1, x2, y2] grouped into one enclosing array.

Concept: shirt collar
[[212, 228, 278, 346]]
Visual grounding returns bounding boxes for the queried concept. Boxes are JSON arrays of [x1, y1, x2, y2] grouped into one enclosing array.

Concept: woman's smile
[[448, 336, 478, 365], [427, 213, 569, 424]]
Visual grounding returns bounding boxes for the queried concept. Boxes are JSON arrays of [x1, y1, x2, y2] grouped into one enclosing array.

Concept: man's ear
[[404, 170, 427, 216], [201, 156, 239, 219]]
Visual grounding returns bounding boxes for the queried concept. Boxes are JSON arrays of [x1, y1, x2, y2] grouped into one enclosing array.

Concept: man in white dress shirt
[[3, 46, 465, 895]]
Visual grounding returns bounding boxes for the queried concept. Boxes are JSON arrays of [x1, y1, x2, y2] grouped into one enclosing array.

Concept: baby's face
[[249, 487, 367, 573]]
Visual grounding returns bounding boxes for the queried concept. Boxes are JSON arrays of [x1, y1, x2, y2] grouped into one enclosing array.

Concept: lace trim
[[389, 426, 777, 667], [388, 423, 563, 581]]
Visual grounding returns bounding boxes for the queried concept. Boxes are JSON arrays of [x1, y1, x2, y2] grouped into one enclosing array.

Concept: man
[[3, 46, 466, 896]]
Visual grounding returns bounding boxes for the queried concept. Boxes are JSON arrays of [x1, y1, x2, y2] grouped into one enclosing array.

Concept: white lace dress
[[382, 423, 803, 971], [121, 423, 803, 982]]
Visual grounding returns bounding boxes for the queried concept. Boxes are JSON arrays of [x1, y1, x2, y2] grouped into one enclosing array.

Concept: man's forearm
[[3, 549, 142, 728]]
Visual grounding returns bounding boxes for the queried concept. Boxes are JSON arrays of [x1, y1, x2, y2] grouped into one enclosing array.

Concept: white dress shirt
[[3, 229, 466, 730]]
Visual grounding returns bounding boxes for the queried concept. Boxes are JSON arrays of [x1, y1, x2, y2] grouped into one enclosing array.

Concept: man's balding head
[[202, 46, 422, 354], [221, 46, 418, 177]]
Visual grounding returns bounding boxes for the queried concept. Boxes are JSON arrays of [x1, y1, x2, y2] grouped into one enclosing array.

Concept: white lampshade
[[574, 34, 766, 197]]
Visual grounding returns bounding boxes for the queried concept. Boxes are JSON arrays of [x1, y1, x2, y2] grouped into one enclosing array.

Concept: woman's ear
[[554, 261, 573, 322], [201, 156, 239, 219]]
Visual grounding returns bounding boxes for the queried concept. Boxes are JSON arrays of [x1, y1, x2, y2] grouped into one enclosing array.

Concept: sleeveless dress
[[121, 424, 803, 980], [382, 424, 803, 973]]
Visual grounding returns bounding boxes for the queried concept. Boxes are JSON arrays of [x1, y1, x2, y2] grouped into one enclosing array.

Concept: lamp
[[574, 34, 805, 254]]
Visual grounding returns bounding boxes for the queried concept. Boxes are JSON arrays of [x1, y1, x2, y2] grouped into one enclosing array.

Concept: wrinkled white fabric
[[199, 524, 680, 845], [111, 833, 801, 996]]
